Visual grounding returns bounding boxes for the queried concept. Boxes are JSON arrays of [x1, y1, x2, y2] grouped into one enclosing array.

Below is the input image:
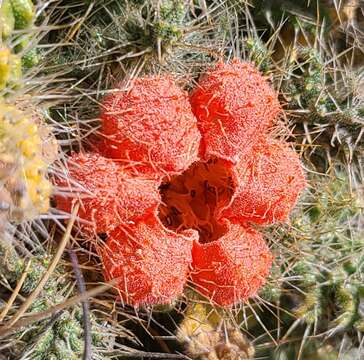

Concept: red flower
[[99, 76, 201, 177], [190, 60, 281, 163], [57, 59, 305, 307]]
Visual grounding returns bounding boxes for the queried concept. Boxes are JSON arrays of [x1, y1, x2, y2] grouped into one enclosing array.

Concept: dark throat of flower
[[158, 157, 236, 243]]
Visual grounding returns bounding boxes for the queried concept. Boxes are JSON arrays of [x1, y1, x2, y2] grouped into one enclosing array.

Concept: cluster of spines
[[0, 238, 111, 359], [256, 169, 364, 357]]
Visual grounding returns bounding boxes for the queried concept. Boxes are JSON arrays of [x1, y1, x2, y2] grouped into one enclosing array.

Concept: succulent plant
[[1, 1, 364, 359]]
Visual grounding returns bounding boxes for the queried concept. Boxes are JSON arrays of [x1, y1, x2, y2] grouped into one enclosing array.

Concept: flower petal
[[190, 59, 281, 163], [99, 76, 201, 177], [102, 215, 197, 306], [191, 222, 272, 306], [55, 152, 160, 233], [220, 139, 306, 224]]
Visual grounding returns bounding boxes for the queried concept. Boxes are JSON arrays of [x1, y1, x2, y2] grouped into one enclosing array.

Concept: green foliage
[[11, 0, 35, 30], [0, 0, 15, 39]]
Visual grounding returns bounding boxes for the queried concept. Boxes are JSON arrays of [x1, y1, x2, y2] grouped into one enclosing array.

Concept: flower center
[[158, 158, 236, 243]]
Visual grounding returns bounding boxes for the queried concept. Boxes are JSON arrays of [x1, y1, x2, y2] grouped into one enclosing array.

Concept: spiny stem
[[0, 259, 31, 322], [5, 203, 79, 328], [68, 248, 92, 360], [0, 279, 117, 338]]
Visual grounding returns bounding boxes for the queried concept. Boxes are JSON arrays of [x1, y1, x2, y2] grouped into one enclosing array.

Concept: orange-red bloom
[[56, 59, 305, 307]]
